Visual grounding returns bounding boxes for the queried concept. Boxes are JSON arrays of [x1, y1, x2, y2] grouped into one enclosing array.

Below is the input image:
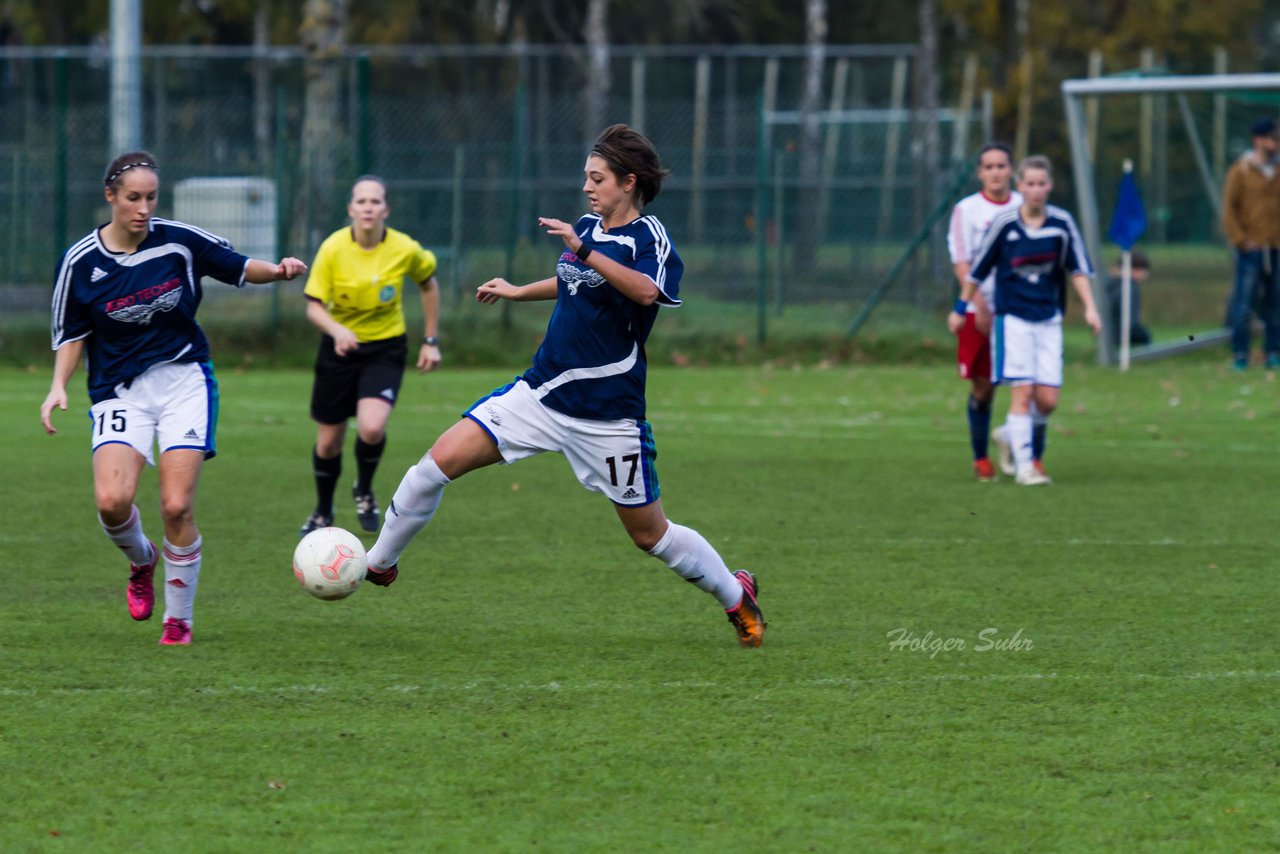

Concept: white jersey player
[[946, 144, 1022, 481]]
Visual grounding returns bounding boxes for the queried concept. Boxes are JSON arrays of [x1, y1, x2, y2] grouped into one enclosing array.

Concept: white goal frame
[[1062, 73, 1280, 364]]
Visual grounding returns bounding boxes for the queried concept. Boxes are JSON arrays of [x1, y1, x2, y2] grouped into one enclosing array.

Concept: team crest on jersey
[[105, 278, 183, 325], [558, 259, 604, 296], [379, 285, 395, 303]]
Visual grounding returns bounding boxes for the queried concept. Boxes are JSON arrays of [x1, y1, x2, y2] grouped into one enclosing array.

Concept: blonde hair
[[1017, 155, 1052, 180]]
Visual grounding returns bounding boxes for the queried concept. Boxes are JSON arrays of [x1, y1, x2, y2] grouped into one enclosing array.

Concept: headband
[[104, 161, 156, 187]]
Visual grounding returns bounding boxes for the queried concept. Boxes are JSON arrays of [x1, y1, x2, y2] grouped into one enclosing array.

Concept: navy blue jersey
[[967, 205, 1093, 322], [51, 217, 250, 404], [522, 213, 682, 421]]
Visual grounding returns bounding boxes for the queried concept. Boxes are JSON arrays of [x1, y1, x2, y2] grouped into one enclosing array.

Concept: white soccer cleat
[[1015, 466, 1051, 486], [992, 427, 1016, 476]]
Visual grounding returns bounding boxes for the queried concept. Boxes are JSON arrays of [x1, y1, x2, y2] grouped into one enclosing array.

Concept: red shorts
[[956, 313, 991, 381]]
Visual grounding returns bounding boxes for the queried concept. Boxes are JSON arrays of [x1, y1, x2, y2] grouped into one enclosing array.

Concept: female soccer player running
[[946, 143, 1022, 481], [361, 124, 766, 646], [966, 155, 1101, 485], [40, 151, 307, 645]]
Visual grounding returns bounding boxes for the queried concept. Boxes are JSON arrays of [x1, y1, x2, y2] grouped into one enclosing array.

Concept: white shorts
[[465, 379, 660, 506], [992, 313, 1063, 387], [89, 360, 219, 465]]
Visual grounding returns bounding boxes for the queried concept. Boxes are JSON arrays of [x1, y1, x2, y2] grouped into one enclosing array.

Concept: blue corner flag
[[1107, 170, 1147, 251]]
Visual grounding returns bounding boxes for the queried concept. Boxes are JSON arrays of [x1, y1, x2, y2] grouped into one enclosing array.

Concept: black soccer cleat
[[353, 487, 380, 533], [299, 511, 334, 538]]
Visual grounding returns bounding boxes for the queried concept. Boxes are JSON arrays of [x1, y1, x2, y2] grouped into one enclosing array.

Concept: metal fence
[[3, 43, 999, 346]]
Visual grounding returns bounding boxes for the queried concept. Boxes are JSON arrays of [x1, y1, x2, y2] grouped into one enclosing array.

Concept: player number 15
[[95, 409, 127, 436]]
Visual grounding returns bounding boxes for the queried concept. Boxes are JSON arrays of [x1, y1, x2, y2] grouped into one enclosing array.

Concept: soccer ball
[[293, 527, 367, 601]]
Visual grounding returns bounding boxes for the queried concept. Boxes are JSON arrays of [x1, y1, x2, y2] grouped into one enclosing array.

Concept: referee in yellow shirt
[[300, 175, 442, 536]]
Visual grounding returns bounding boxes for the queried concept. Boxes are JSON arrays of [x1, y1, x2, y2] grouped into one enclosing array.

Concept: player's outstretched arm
[[41, 339, 84, 435], [244, 257, 308, 284], [475, 277, 557, 304]]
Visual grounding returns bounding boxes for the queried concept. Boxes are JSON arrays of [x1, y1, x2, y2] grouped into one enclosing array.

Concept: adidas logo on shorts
[[621, 487, 640, 500], [184, 429, 200, 440], [380, 387, 396, 401]]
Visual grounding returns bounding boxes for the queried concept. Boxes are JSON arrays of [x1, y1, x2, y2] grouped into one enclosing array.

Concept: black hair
[[104, 150, 158, 189], [589, 124, 670, 207], [977, 142, 1013, 165]]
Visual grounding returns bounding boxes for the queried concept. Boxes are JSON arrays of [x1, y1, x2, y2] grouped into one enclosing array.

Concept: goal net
[[1062, 73, 1280, 365]]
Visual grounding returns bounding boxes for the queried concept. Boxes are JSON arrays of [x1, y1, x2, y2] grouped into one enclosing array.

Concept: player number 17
[[605, 453, 639, 487]]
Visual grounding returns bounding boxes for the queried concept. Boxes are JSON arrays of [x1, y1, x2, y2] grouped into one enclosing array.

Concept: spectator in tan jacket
[[1222, 117, 1280, 370]]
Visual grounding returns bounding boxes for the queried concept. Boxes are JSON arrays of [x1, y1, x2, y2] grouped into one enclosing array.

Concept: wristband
[[576, 243, 593, 263], [422, 335, 439, 347], [953, 299, 969, 315]]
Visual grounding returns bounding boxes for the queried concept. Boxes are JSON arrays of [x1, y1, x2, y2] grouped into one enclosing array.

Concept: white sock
[[1006, 412, 1034, 472], [162, 535, 201, 623], [648, 523, 742, 610], [99, 506, 153, 566], [366, 456, 450, 570]]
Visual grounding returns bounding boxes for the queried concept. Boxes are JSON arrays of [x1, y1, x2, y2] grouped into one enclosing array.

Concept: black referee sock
[[354, 437, 386, 496], [313, 450, 342, 517]]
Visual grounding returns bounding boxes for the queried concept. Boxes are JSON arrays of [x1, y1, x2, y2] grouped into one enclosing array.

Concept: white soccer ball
[[293, 527, 367, 601]]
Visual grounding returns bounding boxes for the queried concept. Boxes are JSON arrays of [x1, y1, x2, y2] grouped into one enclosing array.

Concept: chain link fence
[[0, 43, 1005, 357]]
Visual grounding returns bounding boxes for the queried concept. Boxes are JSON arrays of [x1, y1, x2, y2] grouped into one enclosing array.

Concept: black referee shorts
[[310, 334, 408, 424]]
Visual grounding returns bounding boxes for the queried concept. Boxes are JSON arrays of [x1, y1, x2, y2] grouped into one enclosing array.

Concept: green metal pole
[[54, 54, 68, 251], [356, 54, 371, 174], [844, 164, 970, 339], [755, 93, 769, 345], [271, 83, 288, 335], [503, 82, 526, 331], [451, 144, 464, 301]]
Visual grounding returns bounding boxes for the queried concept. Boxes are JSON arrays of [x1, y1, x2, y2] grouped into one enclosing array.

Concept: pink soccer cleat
[[726, 570, 766, 648], [127, 541, 158, 621], [159, 617, 192, 646], [365, 562, 398, 587]]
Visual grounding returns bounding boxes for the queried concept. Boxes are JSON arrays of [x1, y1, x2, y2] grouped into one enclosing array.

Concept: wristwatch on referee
[[422, 335, 439, 347]]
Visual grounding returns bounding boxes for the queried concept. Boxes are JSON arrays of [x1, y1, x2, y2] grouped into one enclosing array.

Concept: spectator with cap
[[1221, 117, 1280, 370]]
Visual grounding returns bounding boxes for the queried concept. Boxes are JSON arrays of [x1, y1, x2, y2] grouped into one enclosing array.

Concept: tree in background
[[296, 0, 347, 253]]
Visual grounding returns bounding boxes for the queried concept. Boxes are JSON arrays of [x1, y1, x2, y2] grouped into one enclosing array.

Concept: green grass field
[[2, 358, 1278, 852]]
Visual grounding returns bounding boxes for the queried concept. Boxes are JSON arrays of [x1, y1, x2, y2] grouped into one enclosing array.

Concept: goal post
[[1062, 73, 1280, 365]]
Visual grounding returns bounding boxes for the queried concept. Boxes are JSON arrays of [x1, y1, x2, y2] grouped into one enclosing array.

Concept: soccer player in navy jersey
[[39, 150, 307, 645], [967, 155, 1101, 485], [361, 124, 765, 647]]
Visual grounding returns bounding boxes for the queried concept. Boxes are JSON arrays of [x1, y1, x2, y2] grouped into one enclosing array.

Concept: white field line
[[3, 669, 1278, 698]]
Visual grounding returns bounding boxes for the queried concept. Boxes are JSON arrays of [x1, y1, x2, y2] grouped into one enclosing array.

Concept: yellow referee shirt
[[304, 226, 437, 342]]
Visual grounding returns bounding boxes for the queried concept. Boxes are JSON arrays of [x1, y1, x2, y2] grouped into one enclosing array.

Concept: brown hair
[[351, 174, 387, 200], [589, 124, 670, 206], [104, 150, 158, 189]]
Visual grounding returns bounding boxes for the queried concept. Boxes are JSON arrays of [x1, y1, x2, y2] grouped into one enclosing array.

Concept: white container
[[173, 176, 277, 262]]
